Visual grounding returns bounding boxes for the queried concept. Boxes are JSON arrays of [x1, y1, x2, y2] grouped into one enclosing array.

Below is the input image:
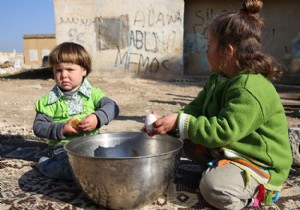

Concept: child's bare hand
[[151, 111, 162, 120], [78, 114, 98, 132], [152, 113, 178, 135], [63, 118, 82, 135], [143, 111, 162, 136]]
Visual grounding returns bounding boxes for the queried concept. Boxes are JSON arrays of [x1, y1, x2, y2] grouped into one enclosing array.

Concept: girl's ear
[[227, 44, 234, 56]]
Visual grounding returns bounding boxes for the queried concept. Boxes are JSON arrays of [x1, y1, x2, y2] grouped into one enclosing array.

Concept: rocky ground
[[0, 68, 299, 140]]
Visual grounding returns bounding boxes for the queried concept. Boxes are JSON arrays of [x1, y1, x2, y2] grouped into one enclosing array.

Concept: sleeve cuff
[[94, 110, 109, 127], [178, 112, 188, 140], [57, 123, 66, 139]]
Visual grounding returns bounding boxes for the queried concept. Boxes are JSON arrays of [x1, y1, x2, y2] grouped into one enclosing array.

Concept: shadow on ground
[[0, 67, 53, 80]]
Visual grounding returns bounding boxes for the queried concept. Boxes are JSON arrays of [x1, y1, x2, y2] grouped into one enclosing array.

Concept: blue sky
[[0, 0, 55, 53]]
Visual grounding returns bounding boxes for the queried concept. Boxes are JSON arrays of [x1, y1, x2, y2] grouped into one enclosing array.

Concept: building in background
[[23, 34, 56, 67], [183, 0, 300, 85], [51, 0, 300, 84], [0, 50, 24, 69], [53, 0, 185, 80], [18, 0, 300, 85]]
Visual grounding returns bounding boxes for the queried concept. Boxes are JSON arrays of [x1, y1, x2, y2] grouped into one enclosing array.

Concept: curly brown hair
[[208, 0, 285, 80]]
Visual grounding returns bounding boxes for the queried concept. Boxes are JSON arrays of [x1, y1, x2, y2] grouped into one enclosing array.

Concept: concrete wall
[[184, 0, 239, 76], [53, 0, 300, 84], [23, 34, 56, 67], [183, 0, 300, 85], [53, 0, 184, 80]]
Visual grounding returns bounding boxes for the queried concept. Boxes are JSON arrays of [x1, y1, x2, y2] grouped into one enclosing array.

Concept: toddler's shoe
[[38, 156, 49, 165]]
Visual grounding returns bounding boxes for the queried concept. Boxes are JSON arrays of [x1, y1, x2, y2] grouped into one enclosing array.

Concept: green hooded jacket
[[178, 72, 292, 189]]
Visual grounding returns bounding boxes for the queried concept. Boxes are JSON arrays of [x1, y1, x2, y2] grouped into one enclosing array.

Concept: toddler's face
[[53, 62, 86, 92]]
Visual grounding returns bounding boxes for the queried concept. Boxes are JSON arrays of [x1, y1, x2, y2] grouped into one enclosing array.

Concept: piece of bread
[[71, 118, 80, 129]]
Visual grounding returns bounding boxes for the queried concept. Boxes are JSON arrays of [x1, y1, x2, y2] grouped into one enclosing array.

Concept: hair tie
[[240, 8, 253, 16]]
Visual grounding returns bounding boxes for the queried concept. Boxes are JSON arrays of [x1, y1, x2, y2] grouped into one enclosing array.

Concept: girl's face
[[53, 62, 86, 92], [206, 30, 222, 73], [206, 30, 237, 78]]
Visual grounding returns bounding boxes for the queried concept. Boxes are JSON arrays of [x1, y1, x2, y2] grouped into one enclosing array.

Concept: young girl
[[147, 0, 292, 209], [33, 42, 119, 181]]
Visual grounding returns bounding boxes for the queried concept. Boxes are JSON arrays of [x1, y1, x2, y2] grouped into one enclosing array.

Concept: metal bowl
[[64, 132, 183, 209]]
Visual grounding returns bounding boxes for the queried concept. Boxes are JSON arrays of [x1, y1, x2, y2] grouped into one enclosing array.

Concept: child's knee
[[38, 157, 72, 180], [199, 169, 223, 205], [199, 166, 252, 210], [200, 178, 244, 210]]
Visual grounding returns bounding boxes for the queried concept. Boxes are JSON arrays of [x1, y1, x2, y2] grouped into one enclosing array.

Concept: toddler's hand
[[78, 114, 98, 132], [63, 118, 82, 135]]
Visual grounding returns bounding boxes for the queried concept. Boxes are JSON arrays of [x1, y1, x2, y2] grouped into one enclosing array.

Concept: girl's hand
[[152, 113, 178, 135], [144, 112, 178, 136], [143, 111, 162, 136]]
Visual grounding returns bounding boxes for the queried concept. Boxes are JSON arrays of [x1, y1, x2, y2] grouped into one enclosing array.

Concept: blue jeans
[[38, 146, 74, 181]]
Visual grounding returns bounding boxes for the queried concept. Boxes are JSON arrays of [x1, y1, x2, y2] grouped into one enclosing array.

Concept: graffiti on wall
[[58, 9, 183, 74], [58, 16, 104, 44], [290, 33, 300, 72], [112, 10, 183, 75], [293, 33, 300, 60], [58, 9, 183, 75], [184, 8, 227, 73]]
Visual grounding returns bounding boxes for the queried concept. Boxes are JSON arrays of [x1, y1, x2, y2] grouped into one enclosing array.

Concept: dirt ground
[[0, 68, 299, 139]]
